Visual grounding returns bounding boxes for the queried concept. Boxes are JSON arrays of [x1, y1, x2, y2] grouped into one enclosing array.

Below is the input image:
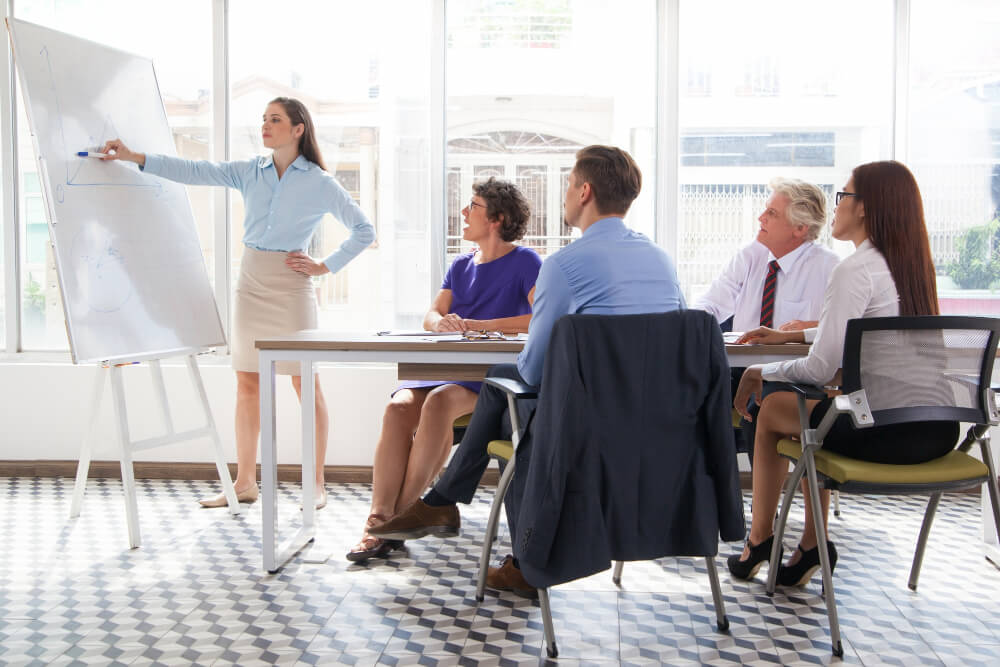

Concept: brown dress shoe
[[199, 482, 259, 508], [486, 555, 537, 598], [346, 513, 405, 563], [368, 499, 460, 540]]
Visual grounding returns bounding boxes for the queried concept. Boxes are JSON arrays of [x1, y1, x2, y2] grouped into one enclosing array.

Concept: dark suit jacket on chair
[[508, 311, 745, 590]]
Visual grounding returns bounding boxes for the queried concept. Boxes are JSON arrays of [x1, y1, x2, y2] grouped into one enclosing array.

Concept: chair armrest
[[804, 389, 874, 447], [484, 377, 539, 400], [780, 382, 827, 400]]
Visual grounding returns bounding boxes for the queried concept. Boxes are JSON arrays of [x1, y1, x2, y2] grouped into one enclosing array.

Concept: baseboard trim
[[0, 463, 972, 495], [0, 460, 503, 486]]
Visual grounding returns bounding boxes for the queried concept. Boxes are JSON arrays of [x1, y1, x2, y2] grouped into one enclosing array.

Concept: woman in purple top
[[348, 178, 541, 562]]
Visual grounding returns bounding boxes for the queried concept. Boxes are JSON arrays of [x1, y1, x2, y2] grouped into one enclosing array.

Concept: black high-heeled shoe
[[778, 541, 838, 587], [727, 535, 781, 580]]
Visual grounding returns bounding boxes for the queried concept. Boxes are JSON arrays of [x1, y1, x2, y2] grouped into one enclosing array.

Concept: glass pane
[[0, 122, 2, 348], [910, 0, 1000, 316], [446, 0, 657, 263], [230, 0, 432, 329], [678, 0, 894, 303], [15, 0, 213, 349]]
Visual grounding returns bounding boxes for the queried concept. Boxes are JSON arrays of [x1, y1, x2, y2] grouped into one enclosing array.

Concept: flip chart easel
[[6, 18, 239, 547], [71, 354, 241, 549]]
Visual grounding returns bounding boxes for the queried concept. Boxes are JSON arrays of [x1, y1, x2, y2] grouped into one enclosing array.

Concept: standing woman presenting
[[101, 97, 375, 509]]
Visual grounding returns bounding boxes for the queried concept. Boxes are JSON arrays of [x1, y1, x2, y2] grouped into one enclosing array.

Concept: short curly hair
[[472, 177, 531, 242]]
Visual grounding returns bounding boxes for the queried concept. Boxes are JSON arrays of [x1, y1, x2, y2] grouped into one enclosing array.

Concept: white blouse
[[761, 239, 899, 386]]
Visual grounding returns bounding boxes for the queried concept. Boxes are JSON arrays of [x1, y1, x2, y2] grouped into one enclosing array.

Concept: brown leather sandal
[[346, 514, 404, 562]]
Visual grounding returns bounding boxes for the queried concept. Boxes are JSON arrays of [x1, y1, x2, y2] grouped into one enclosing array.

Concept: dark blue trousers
[[433, 363, 537, 504]]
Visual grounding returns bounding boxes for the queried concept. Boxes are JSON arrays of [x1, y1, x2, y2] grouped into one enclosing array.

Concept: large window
[[445, 0, 657, 263], [0, 122, 3, 348], [678, 0, 895, 303], [14, 0, 212, 349], [230, 0, 432, 330], [910, 0, 1000, 316], [4, 1, 1000, 354]]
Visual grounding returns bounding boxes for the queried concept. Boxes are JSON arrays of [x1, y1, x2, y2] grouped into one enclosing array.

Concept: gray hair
[[768, 178, 827, 242]]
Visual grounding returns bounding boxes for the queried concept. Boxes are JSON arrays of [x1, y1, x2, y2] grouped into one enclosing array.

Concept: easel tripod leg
[[70, 367, 107, 518], [185, 355, 240, 514], [110, 366, 141, 549]]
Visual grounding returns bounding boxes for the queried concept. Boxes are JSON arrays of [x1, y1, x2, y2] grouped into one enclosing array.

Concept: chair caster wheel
[[832, 641, 843, 657], [546, 643, 558, 658], [475, 594, 484, 603], [612, 576, 621, 585], [267, 569, 279, 575], [717, 616, 730, 632], [907, 583, 917, 592]]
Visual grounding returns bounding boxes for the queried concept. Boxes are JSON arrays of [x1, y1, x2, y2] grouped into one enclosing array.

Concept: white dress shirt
[[695, 240, 839, 332], [761, 239, 899, 386]]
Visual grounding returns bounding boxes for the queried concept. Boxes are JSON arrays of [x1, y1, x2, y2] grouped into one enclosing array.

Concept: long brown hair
[[852, 160, 938, 316], [269, 97, 327, 171]]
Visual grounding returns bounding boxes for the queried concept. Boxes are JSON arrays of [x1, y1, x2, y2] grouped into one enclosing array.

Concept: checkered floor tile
[[1, 476, 999, 665]]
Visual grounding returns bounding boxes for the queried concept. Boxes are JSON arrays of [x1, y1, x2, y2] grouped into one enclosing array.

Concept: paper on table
[[723, 332, 744, 343], [376, 330, 459, 336]]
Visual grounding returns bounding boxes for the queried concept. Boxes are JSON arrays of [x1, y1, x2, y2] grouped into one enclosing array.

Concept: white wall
[[0, 356, 395, 466], [0, 355, 757, 474]]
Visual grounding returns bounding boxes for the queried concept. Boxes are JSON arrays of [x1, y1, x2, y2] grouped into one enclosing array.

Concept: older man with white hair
[[696, 178, 839, 459], [697, 178, 838, 334]]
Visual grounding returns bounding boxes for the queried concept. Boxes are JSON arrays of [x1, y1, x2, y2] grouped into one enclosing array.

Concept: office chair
[[452, 413, 472, 443], [474, 312, 742, 658], [763, 316, 1000, 657]]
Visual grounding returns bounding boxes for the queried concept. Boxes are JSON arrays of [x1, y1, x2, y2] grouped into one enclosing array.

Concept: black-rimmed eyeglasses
[[835, 191, 859, 205]]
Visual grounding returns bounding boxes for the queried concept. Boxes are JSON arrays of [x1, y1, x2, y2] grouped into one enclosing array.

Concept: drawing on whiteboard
[[41, 45, 164, 203], [71, 227, 132, 313]]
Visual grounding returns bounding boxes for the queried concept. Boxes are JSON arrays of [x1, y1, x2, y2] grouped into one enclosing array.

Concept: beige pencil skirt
[[232, 247, 317, 376]]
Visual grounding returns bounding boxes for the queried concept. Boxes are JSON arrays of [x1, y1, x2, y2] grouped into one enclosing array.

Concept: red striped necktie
[[760, 260, 779, 328]]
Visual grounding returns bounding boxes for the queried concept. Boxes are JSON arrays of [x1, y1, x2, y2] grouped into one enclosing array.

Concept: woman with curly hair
[[348, 177, 541, 562]]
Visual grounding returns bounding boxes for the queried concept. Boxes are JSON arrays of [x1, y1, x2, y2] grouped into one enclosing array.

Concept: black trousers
[[433, 363, 537, 504]]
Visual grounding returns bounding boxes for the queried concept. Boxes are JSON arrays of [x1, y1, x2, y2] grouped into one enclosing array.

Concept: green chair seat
[[453, 413, 472, 429], [777, 438, 989, 486], [487, 439, 513, 462], [731, 408, 742, 429]]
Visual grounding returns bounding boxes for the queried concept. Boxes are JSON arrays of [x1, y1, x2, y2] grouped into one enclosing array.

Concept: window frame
[[0, 0, 972, 353]]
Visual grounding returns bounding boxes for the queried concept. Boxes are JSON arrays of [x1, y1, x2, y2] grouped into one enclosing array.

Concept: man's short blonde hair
[[769, 178, 827, 242]]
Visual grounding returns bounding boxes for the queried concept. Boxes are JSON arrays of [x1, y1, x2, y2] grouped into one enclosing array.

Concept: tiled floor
[[2, 476, 999, 665]]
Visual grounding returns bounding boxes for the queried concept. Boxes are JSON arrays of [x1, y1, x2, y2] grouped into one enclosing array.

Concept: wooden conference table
[[256, 331, 810, 573]]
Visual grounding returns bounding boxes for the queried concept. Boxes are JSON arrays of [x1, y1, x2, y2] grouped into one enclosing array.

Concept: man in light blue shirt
[[372, 146, 684, 589]]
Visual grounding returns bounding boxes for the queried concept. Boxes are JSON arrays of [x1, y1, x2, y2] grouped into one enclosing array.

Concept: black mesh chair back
[[842, 316, 1000, 426]]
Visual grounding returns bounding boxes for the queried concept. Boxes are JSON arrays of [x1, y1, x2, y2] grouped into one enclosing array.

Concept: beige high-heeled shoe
[[300, 486, 328, 511], [199, 482, 259, 508]]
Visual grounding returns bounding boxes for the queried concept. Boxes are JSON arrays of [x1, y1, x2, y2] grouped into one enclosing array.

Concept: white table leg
[[301, 359, 316, 529], [300, 359, 331, 564], [261, 352, 321, 571], [261, 352, 279, 572]]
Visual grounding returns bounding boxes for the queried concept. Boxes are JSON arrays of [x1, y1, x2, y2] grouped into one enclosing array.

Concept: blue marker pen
[[77, 151, 109, 158]]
